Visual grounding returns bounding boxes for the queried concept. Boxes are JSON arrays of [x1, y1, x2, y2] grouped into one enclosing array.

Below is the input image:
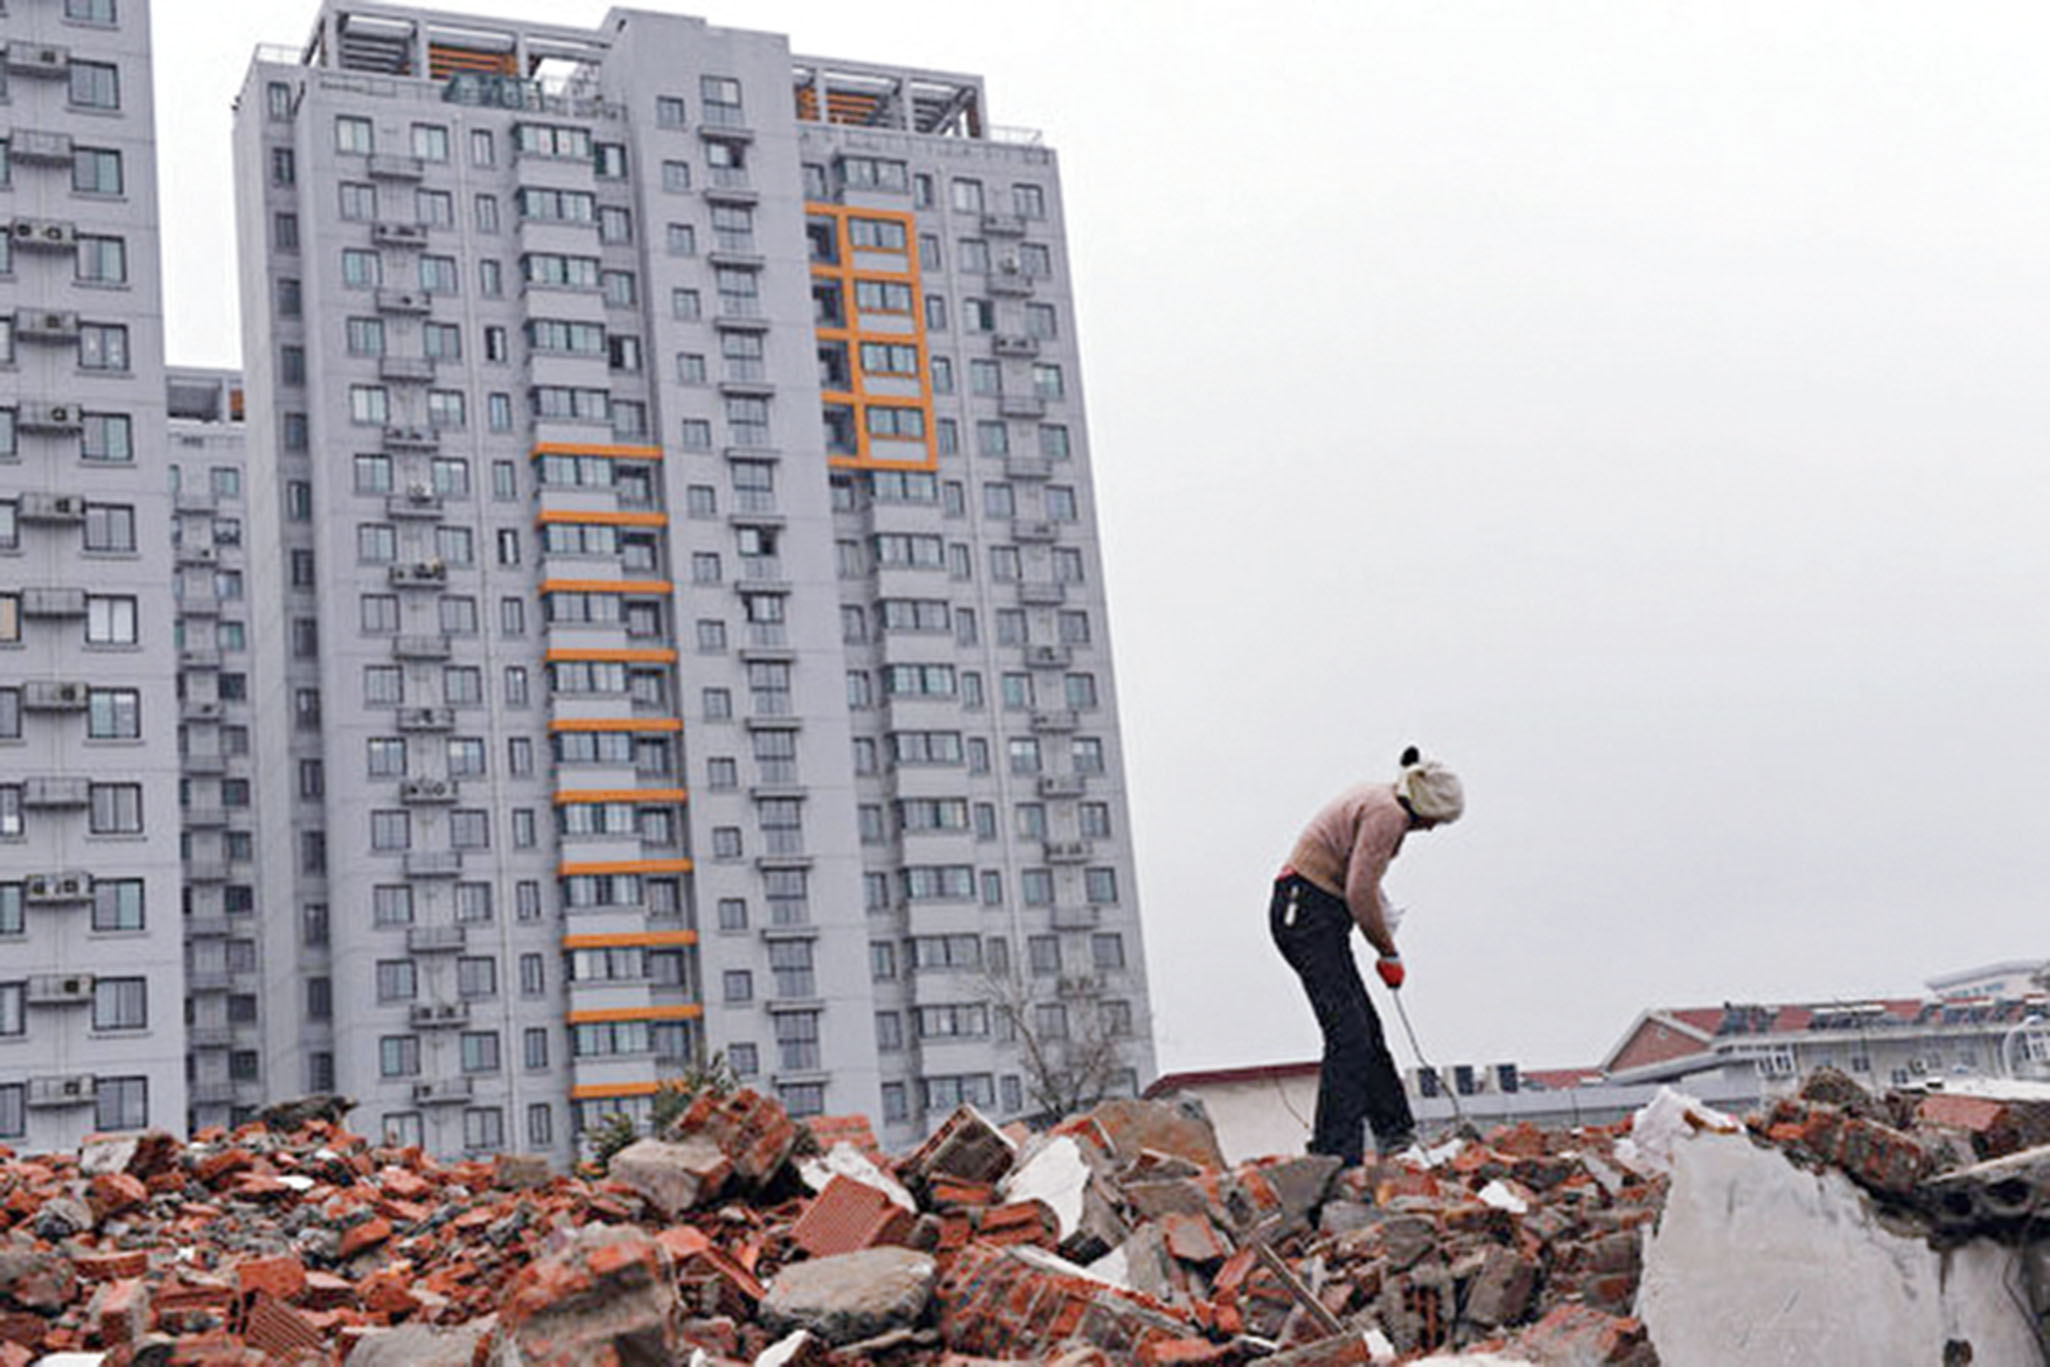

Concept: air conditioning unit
[[19, 404, 84, 434], [19, 491, 86, 520], [22, 586, 87, 618], [408, 481, 434, 502], [23, 680, 88, 711], [27, 1075, 95, 1108], [27, 973, 93, 1005], [187, 546, 218, 565], [11, 218, 76, 250], [6, 45, 72, 79], [12, 129, 74, 164], [17, 309, 80, 340], [402, 777, 453, 801], [999, 253, 1022, 275], [24, 871, 90, 903]]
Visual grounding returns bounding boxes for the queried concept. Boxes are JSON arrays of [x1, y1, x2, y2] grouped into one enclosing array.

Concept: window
[[1086, 868, 1120, 903], [457, 956, 498, 999], [86, 688, 139, 739], [73, 146, 122, 195], [369, 809, 410, 851], [335, 115, 374, 153], [461, 1031, 501, 1074], [337, 181, 375, 220], [1028, 934, 1062, 976], [76, 235, 126, 284], [89, 783, 142, 833], [95, 1078, 147, 1131], [702, 75, 744, 125], [724, 970, 753, 1003], [416, 189, 455, 227], [91, 879, 143, 932], [951, 178, 984, 214], [341, 249, 381, 289], [379, 1036, 420, 1078], [412, 123, 450, 162], [421, 256, 459, 293], [79, 324, 129, 371], [471, 129, 496, 165], [1034, 363, 1066, 399], [86, 595, 137, 644], [70, 60, 121, 110], [1092, 933, 1126, 970], [83, 503, 135, 552], [1014, 183, 1047, 218]]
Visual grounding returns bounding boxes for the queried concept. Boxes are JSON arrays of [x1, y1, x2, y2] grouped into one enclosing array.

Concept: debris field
[[0, 1067, 2044, 1365]]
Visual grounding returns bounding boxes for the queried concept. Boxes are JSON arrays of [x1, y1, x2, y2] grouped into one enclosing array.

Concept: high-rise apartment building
[[224, 0, 1154, 1160], [0, 0, 184, 1150], [167, 367, 270, 1132]]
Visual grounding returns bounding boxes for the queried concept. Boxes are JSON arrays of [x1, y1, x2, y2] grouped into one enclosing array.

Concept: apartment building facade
[[167, 367, 270, 1133], [0, 0, 184, 1149], [225, 1, 1151, 1161]]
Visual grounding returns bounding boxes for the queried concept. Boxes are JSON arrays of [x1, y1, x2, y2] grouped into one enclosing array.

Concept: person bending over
[[1271, 746, 1464, 1164]]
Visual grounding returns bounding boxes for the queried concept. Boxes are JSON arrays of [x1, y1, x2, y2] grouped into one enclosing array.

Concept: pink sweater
[[1286, 783, 1409, 925]]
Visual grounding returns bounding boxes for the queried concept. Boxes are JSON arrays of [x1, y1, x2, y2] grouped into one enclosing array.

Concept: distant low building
[[1151, 960, 2050, 1164], [1144, 1058, 1759, 1165]]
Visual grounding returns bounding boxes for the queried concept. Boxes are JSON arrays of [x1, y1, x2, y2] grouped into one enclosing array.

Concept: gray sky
[[159, 1, 2050, 1076]]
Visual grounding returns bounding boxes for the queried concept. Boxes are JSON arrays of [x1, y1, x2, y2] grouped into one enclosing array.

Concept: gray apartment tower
[[0, 0, 1147, 1163], [0, 0, 184, 1149]]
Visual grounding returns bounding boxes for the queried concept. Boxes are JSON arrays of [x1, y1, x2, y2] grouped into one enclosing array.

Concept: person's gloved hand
[[1376, 955, 1405, 990]]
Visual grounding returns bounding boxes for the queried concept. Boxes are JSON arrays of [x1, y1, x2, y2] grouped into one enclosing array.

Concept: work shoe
[[1375, 1129, 1417, 1158]]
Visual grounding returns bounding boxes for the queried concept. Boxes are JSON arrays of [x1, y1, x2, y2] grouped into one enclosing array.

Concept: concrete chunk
[[609, 1135, 735, 1217], [761, 1247, 937, 1346]]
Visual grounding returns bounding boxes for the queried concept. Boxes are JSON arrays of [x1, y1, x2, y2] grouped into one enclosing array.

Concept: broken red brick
[[790, 1174, 916, 1258]]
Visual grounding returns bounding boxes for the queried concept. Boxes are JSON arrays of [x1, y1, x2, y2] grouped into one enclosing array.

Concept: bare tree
[[982, 969, 1140, 1123]]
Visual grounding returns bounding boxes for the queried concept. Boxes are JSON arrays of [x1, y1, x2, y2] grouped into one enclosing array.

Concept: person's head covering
[[1395, 746, 1464, 824]]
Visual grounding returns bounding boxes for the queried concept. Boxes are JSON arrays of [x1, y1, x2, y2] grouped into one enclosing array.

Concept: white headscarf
[[1397, 750, 1465, 824]]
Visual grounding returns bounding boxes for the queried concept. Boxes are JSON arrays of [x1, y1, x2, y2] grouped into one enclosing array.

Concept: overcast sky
[[158, 1, 2050, 1076]]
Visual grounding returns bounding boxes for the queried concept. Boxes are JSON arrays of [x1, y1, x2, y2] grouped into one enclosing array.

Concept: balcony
[[1044, 838, 1094, 864], [372, 221, 429, 249], [185, 915, 232, 939], [1004, 456, 1054, 482], [178, 590, 221, 618], [998, 392, 1047, 419], [392, 634, 452, 661], [183, 752, 227, 777], [186, 860, 230, 883], [1051, 905, 1102, 931], [407, 924, 467, 954], [1030, 709, 1079, 734], [989, 269, 1035, 297], [387, 489, 445, 519], [396, 706, 455, 732], [409, 1001, 471, 1029], [382, 425, 439, 452], [374, 288, 432, 316], [188, 1025, 234, 1049], [404, 851, 463, 879], [413, 1077, 474, 1106], [1011, 519, 1059, 544], [182, 806, 229, 830], [981, 211, 1028, 237], [174, 490, 218, 514], [389, 560, 448, 589], [367, 152, 426, 181], [188, 969, 233, 993], [735, 555, 785, 588], [993, 333, 1040, 359], [1023, 644, 1072, 670], [191, 1080, 242, 1106], [1037, 774, 1086, 800], [1016, 582, 1066, 607], [379, 355, 437, 384], [400, 777, 459, 805]]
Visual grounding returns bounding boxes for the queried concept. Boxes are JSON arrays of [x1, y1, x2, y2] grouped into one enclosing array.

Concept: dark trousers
[[1270, 874, 1415, 1164]]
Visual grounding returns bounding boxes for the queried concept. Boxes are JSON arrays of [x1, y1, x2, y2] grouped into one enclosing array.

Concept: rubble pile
[[1, 1068, 2044, 1364], [0, 1087, 1676, 1366]]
